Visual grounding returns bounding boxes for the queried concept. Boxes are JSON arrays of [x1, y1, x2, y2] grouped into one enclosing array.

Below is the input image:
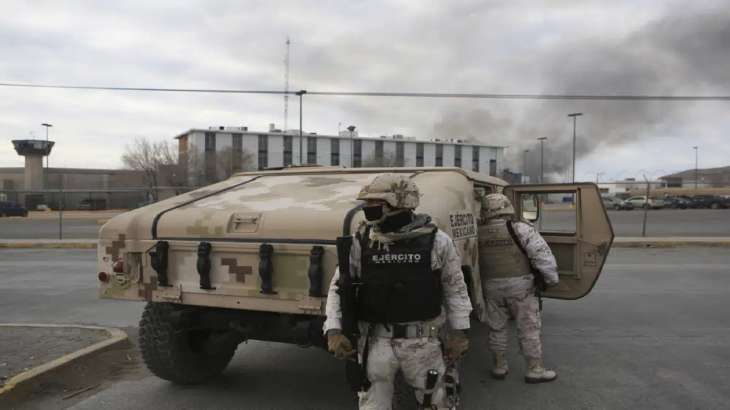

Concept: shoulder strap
[[507, 221, 546, 292], [506, 221, 528, 258]]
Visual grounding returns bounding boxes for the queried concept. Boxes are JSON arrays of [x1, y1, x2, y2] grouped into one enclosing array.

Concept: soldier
[[478, 193, 559, 383], [324, 173, 473, 410]]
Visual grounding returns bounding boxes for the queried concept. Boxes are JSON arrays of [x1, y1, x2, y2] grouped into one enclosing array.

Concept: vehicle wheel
[[710, 203, 719, 209], [139, 302, 237, 385], [392, 371, 418, 410], [643, 204, 649, 209], [613, 205, 621, 210]]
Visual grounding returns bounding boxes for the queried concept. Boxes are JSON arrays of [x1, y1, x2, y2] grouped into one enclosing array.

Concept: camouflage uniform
[[478, 194, 558, 382], [324, 174, 472, 409]]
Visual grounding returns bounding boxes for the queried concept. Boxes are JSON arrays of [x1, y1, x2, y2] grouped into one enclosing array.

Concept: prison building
[[175, 125, 505, 186]]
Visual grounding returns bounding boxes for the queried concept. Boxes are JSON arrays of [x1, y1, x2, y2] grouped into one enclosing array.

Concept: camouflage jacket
[[323, 226, 473, 333], [486, 219, 559, 286]]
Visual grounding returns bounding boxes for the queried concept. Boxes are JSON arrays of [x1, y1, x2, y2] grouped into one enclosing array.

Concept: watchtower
[[12, 139, 54, 207]]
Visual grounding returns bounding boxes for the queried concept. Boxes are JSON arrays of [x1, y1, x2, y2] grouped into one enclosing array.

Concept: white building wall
[[404, 142, 417, 167], [361, 140, 375, 164], [216, 133, 233, 152], [383, 141, 396, 159], [478, 147, 491, 176], [268, 135, 283, 167], [423, 143, 435, 167], [242, 134, 258, 170], [317, 137, 330, 166], [339, 137, 353, 168], [289, 133, 304, 165], [462, 145, 473, 171], [443, 144, 455, 167]]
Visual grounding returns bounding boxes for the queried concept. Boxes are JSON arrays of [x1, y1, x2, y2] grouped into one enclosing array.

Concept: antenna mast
[[284, 36, 291, 130]]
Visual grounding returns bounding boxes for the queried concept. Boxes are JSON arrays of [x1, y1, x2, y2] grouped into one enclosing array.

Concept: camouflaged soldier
[[324, 173, 472, 410], [478, 193, 559, 383]]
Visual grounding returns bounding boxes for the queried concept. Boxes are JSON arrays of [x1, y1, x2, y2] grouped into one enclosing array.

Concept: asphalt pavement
[[1, 247, 729, 409], [2, 208, 730, 240]]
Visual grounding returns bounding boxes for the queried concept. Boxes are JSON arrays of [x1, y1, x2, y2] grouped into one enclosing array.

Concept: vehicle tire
[[613, 204, 621, 210], [392, 370, 418, 410], [139, 302, 236, 385], [710, 203, 719, 209]]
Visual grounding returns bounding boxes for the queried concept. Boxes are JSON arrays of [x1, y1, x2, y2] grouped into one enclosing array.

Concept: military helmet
[[482, 193, 515, 219], [357, 173, 420, 209]]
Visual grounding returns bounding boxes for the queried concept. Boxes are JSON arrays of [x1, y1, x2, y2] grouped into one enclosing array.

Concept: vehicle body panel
[[98, 167, 508, 322], [504, 183, 614, 300]]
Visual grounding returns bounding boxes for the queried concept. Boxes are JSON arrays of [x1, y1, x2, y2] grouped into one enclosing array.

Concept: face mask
[[379, 210, 413, 233], [363, 204, 384, 222]]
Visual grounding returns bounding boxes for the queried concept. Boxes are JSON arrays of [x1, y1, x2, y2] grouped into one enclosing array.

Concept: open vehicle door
[[503, 183, 614, 299]]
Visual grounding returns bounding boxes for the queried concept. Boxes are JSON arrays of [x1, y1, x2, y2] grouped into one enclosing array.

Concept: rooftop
[[174, 127, 506, 148]]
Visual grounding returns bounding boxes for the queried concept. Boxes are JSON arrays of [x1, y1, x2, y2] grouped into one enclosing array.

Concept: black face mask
[[363, 205, 384, 222], [379, 210, 414, 233]]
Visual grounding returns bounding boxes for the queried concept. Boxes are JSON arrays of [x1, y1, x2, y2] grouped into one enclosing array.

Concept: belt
[[370, 322, 440, 339]]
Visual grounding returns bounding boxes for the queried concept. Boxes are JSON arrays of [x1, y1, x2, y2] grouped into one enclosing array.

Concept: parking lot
[[2, 208, 730, 240], [2, 247, 729, 409]]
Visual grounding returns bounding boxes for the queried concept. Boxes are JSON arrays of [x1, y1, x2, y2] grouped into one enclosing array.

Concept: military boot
[[491, 353, 509, 380], [524, 358, 557, 384]]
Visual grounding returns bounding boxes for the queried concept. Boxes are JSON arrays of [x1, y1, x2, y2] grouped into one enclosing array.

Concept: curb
[[613, 238, 730, 248], [0, 324, 128, 397], [0, 241, 97, 249]]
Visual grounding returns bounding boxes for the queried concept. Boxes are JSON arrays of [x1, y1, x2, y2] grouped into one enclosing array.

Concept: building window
[[375, 140, 384, 160], [205, 132, 216, 152], [435, 144, 443, 167], [396, 141, 404, 166], [232, 133, 243, 173], [331, 139, 340, 166], [489, 159, 497, 176], [307, 137, 317, 164], [416, 143, 424, 167], [283, 135, 293, 166], [204, 132, 216, 182], [472, 146, 480, 172], [454, 145, 461, 168], [353, 139, 362, 167], [258, 135, 268, 170]]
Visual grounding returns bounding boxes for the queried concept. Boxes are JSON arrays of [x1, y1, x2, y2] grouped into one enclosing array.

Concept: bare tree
[[216, 146, 256, 180], [121, 137, 180, 200], [362, 152, 403, 167]]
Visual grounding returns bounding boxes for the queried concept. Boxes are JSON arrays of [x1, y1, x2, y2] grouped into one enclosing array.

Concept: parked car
[[602, 195, 633, 210], [663, 195, 691, 209], [689, 195, 730, 209], [78, 198, 107, 210], [0, 201, 29, 217], [624, 196, 665, 209]]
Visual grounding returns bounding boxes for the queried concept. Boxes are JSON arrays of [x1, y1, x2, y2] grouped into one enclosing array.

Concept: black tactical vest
[[357, 226, 443, 324]]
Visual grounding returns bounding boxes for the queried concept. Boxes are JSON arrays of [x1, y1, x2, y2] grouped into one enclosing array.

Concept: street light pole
[[537, 137, 547, 183], [347, 125, 356, 168], [296, 90, 306, 165], [523, 149, 530, 184], [568, 113, 583, 183], [693, 146, 699, 190], [42, 123, 52, 168]]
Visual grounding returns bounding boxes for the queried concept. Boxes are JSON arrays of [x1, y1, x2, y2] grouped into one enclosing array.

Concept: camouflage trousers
[[357, 335, 449, 410], [484, 275, 543, 360]]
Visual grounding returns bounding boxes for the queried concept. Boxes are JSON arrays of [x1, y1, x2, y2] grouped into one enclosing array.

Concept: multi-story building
[[175, 125, 505, 186]]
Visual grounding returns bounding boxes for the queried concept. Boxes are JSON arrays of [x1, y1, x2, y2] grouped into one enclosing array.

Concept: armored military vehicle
[[97, 167, 613, 385]]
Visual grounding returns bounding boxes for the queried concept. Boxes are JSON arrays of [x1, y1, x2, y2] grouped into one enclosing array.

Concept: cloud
[[0, 0, 728, 183]]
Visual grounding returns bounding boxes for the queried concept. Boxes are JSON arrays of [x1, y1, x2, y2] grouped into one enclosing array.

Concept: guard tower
[[12, 139, 54, 207]]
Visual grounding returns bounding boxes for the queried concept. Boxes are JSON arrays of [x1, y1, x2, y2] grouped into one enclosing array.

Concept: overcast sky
[[1, 0, 729, 182]]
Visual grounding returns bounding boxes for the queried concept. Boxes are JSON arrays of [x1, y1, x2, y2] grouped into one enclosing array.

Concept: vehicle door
[[502, 183, 614, 299]]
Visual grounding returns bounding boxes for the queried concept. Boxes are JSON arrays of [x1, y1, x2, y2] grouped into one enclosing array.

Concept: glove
[[444, 330, 469, 363], [327, 330, 355, 360]]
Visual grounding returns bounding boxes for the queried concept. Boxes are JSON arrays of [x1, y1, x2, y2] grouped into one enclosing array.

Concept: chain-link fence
[[0, 187, 194, 240]]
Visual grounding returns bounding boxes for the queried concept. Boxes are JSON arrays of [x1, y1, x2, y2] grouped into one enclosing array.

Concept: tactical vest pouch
[[358, 228, 443, 323]]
